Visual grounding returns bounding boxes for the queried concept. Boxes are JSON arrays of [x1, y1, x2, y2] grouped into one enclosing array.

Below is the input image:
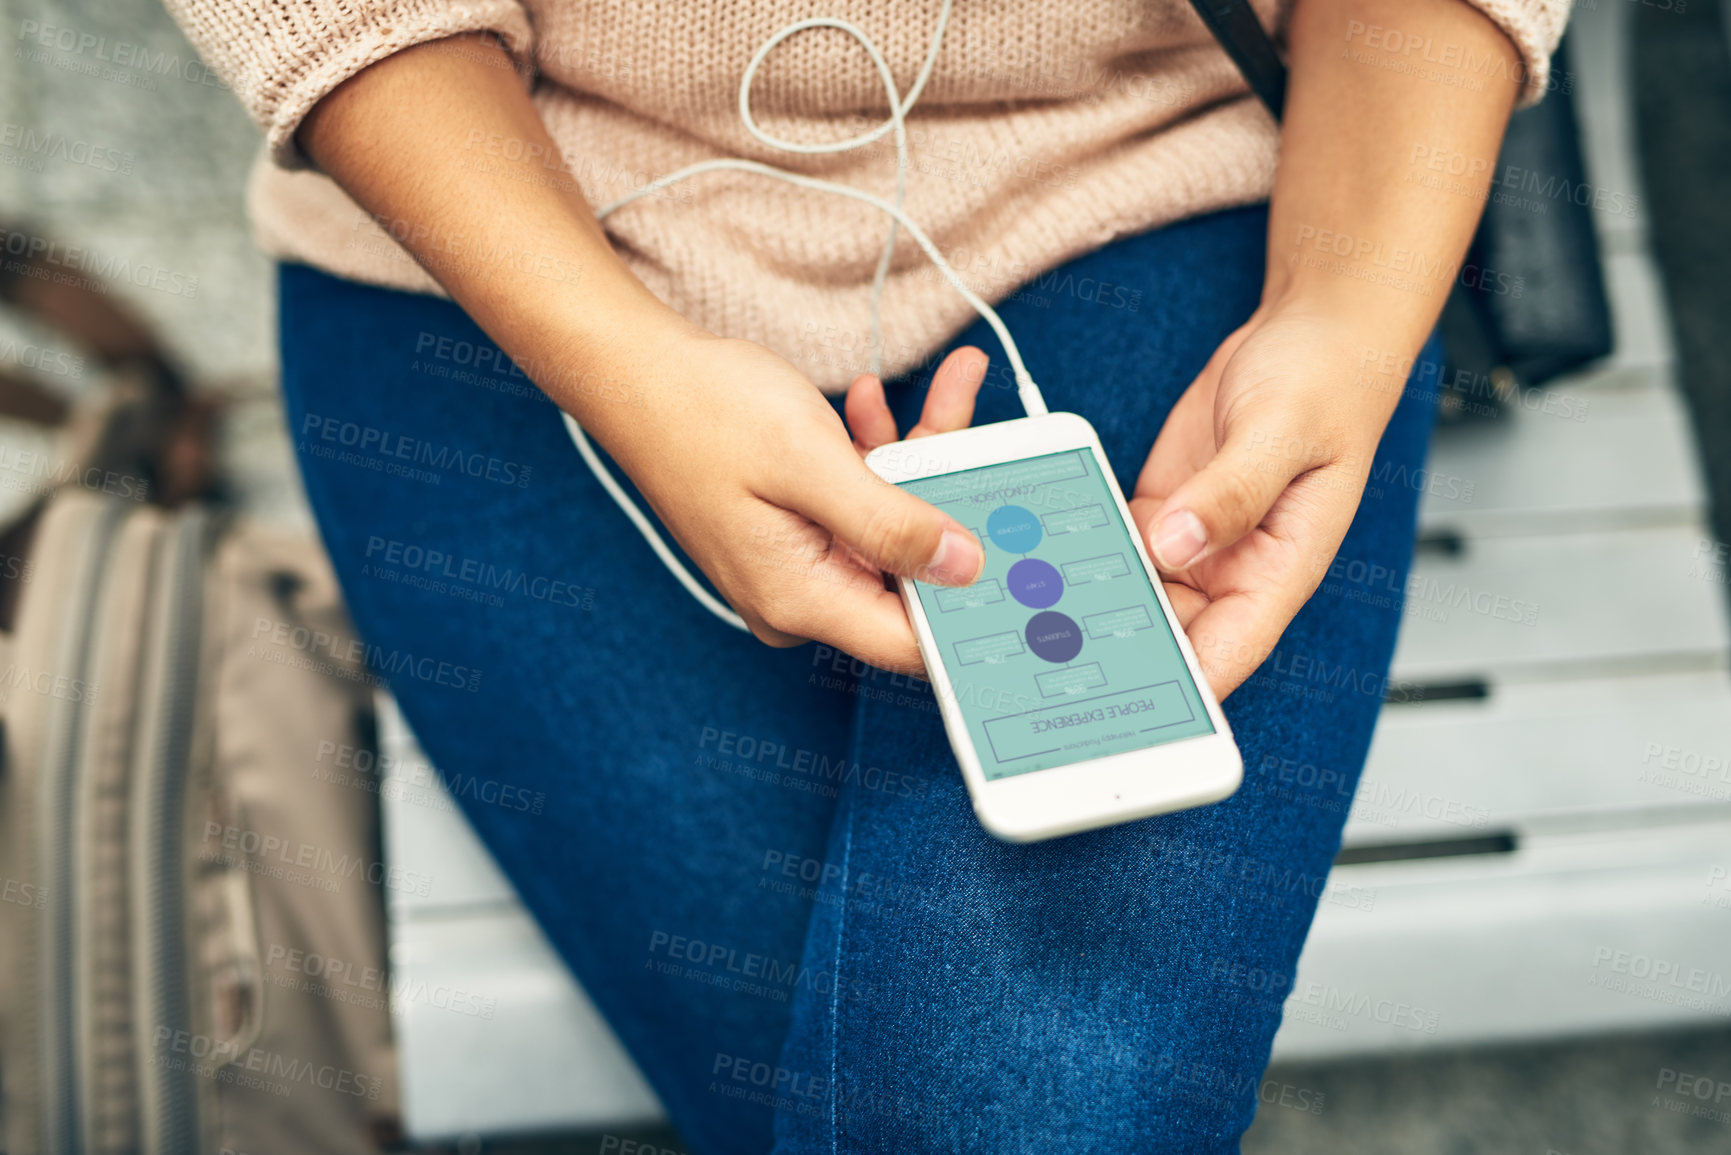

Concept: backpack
[[0, 488, 400, 1154]]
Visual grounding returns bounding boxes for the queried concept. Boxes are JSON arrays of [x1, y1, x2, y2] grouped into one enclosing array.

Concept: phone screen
[[898, 448, 1215, 781]]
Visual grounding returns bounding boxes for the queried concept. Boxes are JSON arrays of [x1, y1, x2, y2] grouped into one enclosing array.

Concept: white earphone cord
[[563, 0, 1047, 632]]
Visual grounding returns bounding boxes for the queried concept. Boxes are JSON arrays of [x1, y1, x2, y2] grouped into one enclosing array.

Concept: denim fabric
[[277, 204, 1440, 1155]]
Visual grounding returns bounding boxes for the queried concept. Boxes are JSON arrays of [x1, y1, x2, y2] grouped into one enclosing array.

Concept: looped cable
[[571, 1, 1048, 632]]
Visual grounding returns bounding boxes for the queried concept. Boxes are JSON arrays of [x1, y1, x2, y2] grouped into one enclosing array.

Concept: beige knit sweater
[[165, 0, 1567, 391]]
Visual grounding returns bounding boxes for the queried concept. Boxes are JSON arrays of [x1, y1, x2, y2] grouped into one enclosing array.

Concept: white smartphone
[[865, 412, 1242, 842]]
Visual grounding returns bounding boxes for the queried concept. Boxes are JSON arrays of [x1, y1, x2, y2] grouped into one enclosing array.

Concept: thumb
[[777, 445, 985, 587], [1147, 427, 1305, 571]]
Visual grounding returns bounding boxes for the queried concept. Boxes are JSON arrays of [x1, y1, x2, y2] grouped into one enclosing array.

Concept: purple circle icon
[[1007, 558, 1064, 609], [1025, 611, 1084, 664]]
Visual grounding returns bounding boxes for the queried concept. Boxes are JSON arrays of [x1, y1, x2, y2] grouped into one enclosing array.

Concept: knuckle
[[856, 502, 930, 570], [750, 616, 800, 648], [757, 602, 796, 638], [756, 594, 815, 643], [1209, 464, 1269, 529]]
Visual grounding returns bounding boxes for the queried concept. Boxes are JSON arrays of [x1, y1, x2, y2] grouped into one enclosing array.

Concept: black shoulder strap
[[1188, 0, 1288, 120]]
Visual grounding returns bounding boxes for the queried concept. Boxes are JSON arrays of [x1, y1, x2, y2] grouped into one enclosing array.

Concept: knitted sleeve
[[162, 0, 535, 169], [1462, 0, 1574, 105], [1273, 0, 1573, 107]]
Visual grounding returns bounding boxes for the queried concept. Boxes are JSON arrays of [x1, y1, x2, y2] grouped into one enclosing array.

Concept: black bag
[[1188, 2, 1614, 415]]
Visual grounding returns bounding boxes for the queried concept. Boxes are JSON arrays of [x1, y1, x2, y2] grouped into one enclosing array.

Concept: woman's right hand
[[578, 322, 988, 673]]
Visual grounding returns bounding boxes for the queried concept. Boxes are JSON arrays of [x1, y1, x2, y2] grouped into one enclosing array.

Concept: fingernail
[[927, 527, 983, 585], [1152, 510, 1207, 570]]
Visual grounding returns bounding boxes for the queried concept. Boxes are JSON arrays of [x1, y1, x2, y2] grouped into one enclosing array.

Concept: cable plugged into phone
[[562, 0, 1047, 633]]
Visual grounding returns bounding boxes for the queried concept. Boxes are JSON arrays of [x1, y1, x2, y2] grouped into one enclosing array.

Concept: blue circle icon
[[987, 505, 1042, 554]]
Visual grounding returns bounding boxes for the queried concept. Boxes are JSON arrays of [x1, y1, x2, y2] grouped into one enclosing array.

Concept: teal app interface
[[900, 449, 1214, 781]]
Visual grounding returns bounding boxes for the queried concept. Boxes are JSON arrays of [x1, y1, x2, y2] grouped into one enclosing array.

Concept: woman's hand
[[1129, 300, 1403, 699], [842, 321, 1401, 704], [593, 332, 992, 674], [1137, 0, 1528, 699]]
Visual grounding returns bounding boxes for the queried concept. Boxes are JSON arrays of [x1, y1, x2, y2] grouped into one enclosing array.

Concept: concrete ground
[[1243, 1026, 1731, 1155], [4, 0, 1728, 1151]]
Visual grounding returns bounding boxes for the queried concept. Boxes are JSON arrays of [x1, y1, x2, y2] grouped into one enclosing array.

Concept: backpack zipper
[[36, 498, 127, 1155], [130, 508, 206, 1155]]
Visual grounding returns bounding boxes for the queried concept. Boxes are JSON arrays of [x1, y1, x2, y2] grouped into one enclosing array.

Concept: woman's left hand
[[843, 314, 1414, 701], [1128, 298, 1410, 700]]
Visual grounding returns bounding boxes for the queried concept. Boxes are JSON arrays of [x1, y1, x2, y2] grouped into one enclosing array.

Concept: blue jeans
[[278, 205, 1439, 1154]]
